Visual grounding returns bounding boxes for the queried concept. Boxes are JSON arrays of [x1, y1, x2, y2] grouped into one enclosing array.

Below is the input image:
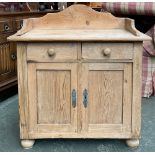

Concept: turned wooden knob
[[103, 48, 111, 57], [47, 49, 56, 57]]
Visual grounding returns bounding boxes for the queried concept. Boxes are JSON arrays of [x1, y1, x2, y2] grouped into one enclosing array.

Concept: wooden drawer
[[82, 43, 133, 60], [0, 20, 13, 33], [27, 43, 78, 62]]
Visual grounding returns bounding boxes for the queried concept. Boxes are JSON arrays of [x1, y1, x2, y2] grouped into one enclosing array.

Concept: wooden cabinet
[[19, 43, 133, 139], [0, 18, 19, 91], [0, 11, 57, 92], [8, 5, 151, 149]]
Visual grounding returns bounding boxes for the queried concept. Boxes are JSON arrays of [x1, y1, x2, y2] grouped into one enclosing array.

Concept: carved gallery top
[[8, 4, 151, 42]]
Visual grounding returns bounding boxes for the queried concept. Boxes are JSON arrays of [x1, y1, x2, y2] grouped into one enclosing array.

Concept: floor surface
[[0, 94, 155, 152]]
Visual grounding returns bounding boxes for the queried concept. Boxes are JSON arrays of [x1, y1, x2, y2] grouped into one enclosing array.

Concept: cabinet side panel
[[132, 42, 143, 138], [17, 43, 29, 139]]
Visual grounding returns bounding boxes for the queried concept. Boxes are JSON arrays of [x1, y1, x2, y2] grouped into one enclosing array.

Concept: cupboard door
[[79, 63, 132, 138], [28, 63, 77, 137]]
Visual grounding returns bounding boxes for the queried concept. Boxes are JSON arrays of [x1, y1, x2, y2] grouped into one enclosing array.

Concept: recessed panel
[[88, 70, 123, 124], [37, 70, 71, 124]]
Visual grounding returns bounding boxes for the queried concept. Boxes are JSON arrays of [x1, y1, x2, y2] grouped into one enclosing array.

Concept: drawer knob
[[4, 24, 10, 31], [11, 53, 17, 60], [103, 48, 111, 57], [47, 49, 56, 57]]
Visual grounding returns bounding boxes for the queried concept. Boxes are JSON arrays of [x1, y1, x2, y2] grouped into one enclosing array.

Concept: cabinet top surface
[[8, 4, 151, 42]]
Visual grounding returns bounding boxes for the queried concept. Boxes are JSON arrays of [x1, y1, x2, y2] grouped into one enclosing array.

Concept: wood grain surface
[[28, 63, 78, 134], [82, 42, 133, 60], [8, 4, 151, 42], [27, 42, 78, 62]]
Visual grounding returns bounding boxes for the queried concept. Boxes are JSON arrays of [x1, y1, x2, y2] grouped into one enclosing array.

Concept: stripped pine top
[[8, 4, 151, 42]]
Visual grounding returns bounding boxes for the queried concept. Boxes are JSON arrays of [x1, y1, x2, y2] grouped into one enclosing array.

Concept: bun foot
[[126, 139, 139, 148], [21, 139, 35, 149]]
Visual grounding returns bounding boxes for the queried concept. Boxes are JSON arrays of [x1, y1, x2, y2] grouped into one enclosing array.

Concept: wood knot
[[125, 79, 128, 83], [86, 20, 90, 25]]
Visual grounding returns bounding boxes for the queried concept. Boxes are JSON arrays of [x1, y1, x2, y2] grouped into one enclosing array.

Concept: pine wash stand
[[8, 5, 151, 149]]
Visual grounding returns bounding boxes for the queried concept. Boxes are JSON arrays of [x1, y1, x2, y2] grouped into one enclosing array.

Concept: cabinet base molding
[[21, 139, 35, 149], [20, 139, 140, 149], [126, 139, 139, 148]]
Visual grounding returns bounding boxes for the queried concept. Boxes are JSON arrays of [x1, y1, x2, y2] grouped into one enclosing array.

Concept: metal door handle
[[72, 89, 76, 108], [83, 89, 88, 108]]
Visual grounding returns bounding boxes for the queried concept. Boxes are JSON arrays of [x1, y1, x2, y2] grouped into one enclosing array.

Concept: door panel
[[37, 70, 71, 124], [88, 70, 123, 124], [28, 63, 77, 134], [79, 63, 132, 136]]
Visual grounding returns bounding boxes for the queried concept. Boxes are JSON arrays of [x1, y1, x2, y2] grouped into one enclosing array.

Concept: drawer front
[[82, 43, 133, 60], [0, 20, 13, 33], [13, 19, 23, 31], [0, 42, 17, 75], [0, 34, 7, 43], [27, 43, 78, 62]]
